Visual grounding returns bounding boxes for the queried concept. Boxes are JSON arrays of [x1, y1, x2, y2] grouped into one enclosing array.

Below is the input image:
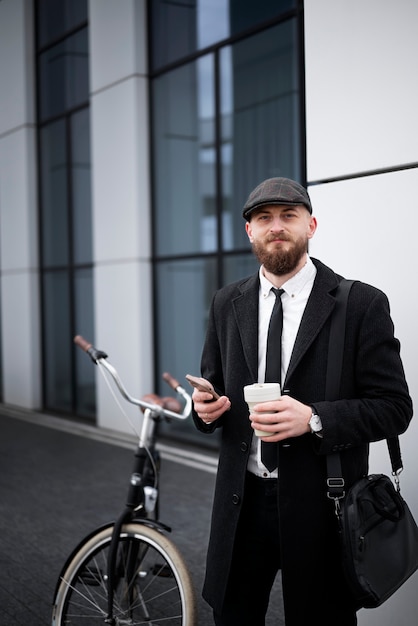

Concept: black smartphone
[[185, 374, 220, 400]]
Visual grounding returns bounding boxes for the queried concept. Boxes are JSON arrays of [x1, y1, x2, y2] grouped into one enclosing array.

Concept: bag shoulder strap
[[325, 279, 402, 501], [325, 279, 354, 401]]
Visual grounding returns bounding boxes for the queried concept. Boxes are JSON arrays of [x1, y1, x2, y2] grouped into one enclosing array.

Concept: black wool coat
[[192, 258, 413, 624]]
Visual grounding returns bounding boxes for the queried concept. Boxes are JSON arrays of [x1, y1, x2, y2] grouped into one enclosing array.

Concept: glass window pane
[[74, 268, 95, 418], [39, 28, 89, 121], [151, 0, 200, 71], [223, 253, 259, 285], [37, 0, 87, 47], [153, 55, 217, 256], [150, 0, 295, 70], [43, 271, 71, 412], [40, 120, 69, 267], [229, 0, 295, 36], [71, 108, 92, 265], [220, 20, 301, 251], [155, 257, 220, 446]]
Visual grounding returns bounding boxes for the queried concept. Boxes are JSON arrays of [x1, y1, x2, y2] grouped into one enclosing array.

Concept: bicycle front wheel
[[52, 522, 196, 625]]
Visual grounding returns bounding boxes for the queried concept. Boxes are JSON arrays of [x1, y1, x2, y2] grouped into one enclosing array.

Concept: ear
[[307, 216, 317, 240], [245, 221, 254, 242]]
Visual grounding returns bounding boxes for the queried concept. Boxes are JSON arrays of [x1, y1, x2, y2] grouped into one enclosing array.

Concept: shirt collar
[[259, 255, 316, 299]]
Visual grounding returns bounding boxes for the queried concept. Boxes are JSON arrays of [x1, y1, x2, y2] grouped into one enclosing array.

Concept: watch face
[[310, 414, 321, 431]]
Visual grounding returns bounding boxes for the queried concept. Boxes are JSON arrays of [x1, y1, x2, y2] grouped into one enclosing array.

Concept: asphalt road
[[0, 407, 283, 625]]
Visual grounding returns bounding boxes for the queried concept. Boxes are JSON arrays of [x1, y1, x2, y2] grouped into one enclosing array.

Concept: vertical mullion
[[214, 48, 223, 289], [66, 114, 77, 414], [297, 0, 307, 185]]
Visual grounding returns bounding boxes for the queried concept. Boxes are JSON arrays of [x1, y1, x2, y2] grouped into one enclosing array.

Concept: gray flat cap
[[243, 177, 312, 220]]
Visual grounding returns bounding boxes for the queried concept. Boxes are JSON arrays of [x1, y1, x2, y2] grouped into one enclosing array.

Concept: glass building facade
[[36, 0, 95, 420], [150, 1, 305, 441], [33, 0, 305, 444]]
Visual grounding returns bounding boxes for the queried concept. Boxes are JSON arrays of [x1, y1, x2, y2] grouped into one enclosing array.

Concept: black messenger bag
[[325, 279, 418, 608]]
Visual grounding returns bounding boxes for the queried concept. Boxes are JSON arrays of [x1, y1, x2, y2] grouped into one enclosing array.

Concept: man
[[191, 177, 413, 625]]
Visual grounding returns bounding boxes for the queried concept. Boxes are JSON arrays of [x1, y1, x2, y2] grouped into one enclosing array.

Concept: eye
[[254, 213, 270, 222], [283, 210, 297, 219]]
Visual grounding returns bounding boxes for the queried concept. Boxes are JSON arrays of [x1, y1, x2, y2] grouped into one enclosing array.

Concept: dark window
[[39, 120, 69, 267], [37, 0, 87, 47], [36, 0, 95, 421], [38, 29, 89, 121], [150, 0, 296, 70], [150, 1, 305, 446], [152, 55, 217, 257]]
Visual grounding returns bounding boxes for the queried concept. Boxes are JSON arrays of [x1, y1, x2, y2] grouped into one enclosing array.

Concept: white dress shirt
[[247, 256, 317, 477]]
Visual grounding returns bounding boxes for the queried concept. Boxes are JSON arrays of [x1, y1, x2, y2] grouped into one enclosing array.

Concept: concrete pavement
[[0, 406, 283, 625]]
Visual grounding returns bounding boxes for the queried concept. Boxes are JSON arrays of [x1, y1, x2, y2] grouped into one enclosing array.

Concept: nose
[[270, 216, 285, 230]]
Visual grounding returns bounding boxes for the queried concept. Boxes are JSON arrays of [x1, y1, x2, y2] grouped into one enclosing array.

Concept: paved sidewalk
[[0, 406, 283, 625]]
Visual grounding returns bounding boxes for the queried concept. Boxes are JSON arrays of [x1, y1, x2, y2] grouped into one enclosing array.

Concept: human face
[[245, 205, 317, 278]]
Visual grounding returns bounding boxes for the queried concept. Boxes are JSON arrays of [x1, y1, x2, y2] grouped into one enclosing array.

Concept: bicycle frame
[[71, 336, 193, 623]]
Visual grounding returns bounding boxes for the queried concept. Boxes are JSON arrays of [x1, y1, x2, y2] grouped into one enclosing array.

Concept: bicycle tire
[[52, 522, 197, 625]]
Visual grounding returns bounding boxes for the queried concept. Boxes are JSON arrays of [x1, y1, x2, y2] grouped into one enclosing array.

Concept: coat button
[[232, 494, 241, 505], [240, 441, 248, 452]]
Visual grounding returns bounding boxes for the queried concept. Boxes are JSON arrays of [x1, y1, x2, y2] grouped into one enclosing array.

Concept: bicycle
[[51, 335, 197, 625]]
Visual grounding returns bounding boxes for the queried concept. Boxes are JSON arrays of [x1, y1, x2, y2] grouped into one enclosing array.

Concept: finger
[[202, 411, 212, 424]]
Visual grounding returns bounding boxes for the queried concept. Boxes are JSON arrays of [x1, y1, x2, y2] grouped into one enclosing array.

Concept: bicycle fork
[[105, 450, 147, 623]]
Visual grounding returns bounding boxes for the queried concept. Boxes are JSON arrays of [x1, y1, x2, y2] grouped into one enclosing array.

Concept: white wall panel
[[89, 0, 152, 430], [0, 0, 35, 133], [89, 0, 147, 93], [90, 77, 150, 262], [94, 261, 152, 434], [0, 0, 40, 409], [304, 0, 418, 181], [308, 170, 418, 624], [0, 130, 37, 270], [1, 271, 40, 408]]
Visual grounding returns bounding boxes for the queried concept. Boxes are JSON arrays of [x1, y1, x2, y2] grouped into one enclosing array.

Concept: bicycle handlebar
[[74, 335, 192, 421], [162, 371, 181, 391], [74, 334, 109, 362]]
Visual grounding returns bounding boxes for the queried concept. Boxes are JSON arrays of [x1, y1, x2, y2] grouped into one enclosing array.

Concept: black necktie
[[261, 287, 284, 472]]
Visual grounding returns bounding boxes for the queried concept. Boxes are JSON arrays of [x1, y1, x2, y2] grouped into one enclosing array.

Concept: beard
[[252, 234, 308, 276]]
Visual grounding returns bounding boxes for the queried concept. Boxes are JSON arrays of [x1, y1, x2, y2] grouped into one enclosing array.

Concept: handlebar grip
[[74, 335, 92, 352], [162, 372, 181, 391], [74, 335, 108, 363]]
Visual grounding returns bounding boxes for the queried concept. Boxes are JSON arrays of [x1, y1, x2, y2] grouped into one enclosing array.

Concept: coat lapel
[[230, 261, 341, 388], [284, 262, 340, 385], [232, 274, 260, 382]]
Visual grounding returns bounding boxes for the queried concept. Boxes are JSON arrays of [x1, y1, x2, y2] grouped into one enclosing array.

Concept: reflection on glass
[[153, 55, 216, 256], [74, 268, 95, 418], [220, 20, 301, 251], [155, 258, 217, 386], [71, 108, 92, 265], [38, 28, 89, 121], [223, 253, 259, 286], [37, 0, 87, 48], [150, 0, 295, 70], [37, 0, 94, 422], [40, 120, 69, 267], [43, 271, 72, 412], [155, 257, 220, 446]]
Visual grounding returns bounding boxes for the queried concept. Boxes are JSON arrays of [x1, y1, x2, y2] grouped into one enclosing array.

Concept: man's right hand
[[192, 389, 231, 424]]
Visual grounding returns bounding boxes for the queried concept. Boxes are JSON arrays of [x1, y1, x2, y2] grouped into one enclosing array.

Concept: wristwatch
[[309, 411, 323, 435]]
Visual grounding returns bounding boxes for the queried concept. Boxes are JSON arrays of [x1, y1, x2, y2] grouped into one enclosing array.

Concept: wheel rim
[[53, 525, 195, 625]]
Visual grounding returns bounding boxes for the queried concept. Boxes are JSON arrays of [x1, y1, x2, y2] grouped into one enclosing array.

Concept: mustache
[[265, 233, 291, 243]]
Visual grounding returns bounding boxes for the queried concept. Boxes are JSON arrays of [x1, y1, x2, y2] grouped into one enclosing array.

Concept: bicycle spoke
[[52, 524, 195, 625]]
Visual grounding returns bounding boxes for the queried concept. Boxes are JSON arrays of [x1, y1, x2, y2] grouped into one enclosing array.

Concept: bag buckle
[[392, 467, 403, 492], [327, 478, 345, 516]]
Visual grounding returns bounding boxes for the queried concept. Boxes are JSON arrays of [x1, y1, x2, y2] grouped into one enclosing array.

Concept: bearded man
[[191, 177, 413, 626]]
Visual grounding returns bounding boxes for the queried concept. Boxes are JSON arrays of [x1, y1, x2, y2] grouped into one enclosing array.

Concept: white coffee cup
[[243, 383, 281, 437]]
